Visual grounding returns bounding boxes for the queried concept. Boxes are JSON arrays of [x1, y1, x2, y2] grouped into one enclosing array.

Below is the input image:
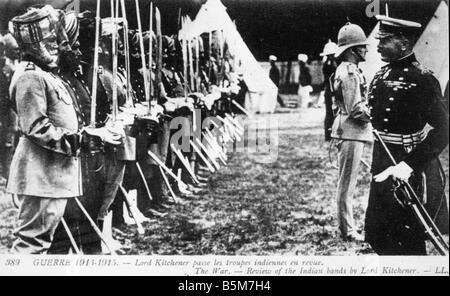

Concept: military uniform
[[49, 70, 104, 254], [331, 61, 373, 238], [8, 60, 83, 253], [365, 53, 449, 255]]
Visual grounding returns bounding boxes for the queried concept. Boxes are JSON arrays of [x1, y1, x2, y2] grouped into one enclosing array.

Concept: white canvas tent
[[192, 0, 278, 113], [414, 1, 448, 93]]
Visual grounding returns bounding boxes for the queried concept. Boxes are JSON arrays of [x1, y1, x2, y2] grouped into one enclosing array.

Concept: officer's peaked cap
[[375, 15, 421, 39]]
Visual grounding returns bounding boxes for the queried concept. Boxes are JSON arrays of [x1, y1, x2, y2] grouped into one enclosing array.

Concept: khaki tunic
[[7, 61, 82, 198]]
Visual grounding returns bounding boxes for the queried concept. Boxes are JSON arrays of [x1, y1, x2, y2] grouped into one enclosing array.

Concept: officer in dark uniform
[[365, 15, 449, 255], [49, 11, 122, 254]]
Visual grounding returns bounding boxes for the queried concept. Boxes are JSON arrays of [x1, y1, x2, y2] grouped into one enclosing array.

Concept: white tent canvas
[[192, 0, 278, 113], [414, 1, 448, 93]]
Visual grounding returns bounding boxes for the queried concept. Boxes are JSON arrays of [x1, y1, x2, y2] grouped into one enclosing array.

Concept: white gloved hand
[[84, 127, 122, 146], [230, 83, 241, 95], [177, 98, 195, 110], [150, 101, 164, 116], [164, 100, 177, 112], [374, 161, 413, 182]]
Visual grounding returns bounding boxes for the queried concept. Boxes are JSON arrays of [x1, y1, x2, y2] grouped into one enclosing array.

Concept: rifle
[[373, 129, 449, 255]]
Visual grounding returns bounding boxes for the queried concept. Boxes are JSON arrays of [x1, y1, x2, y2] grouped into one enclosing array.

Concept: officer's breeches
[[336, 140, 365, 236]]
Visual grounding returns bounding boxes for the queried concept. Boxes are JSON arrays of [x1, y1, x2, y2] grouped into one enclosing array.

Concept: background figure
[[320, 40, 338, 141], [308, 56, 325, 108], [0, 33, 19, 182], [297, 53, 311, 108], [331, 22, 372, 241], [269, 54, 285, 107]]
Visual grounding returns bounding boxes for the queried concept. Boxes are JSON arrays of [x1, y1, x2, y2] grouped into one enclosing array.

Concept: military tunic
[[7, 61, 82, 198], [7, 61, 83, 253], [365, 53, 449, 255], [331, 61, 372, 237]]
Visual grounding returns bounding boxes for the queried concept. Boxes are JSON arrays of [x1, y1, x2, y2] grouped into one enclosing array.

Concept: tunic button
[[399, 77, 404, 81], [383, 118, 389, 122], [383, 129, 388, 132], [389, 97, 394, 101], [386, 108, 391, 112]]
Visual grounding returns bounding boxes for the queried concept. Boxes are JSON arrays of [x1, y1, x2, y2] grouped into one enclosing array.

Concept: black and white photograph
[[0, 0, 448, 277]]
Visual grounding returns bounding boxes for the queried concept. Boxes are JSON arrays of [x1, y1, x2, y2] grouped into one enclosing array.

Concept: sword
[[74, 197, 116, 255], [134, 0, 150, 104], [159, 166, 180, 204], [147, 150, 187, 188], [119, 0, 133, 107], [118, 184, 145, 235], [195, 137, 221, 170], [190, 139, 215, 173], [61, 218, 82, 255], [90, 0, 101, 126], [373, 129, 449, 255], [170, 143, 199, 184], [148, 2, 153, 114], [231, 99, 251, 117]]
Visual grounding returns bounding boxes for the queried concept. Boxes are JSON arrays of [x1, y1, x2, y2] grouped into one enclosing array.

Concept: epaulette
[[24, 62, 36, 71], [412, 61, 433, 75]]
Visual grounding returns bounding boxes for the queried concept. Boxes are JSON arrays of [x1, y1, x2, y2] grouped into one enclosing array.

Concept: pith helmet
[[297, 53, 308, 63], [320, 39, 338, 56], [334, 22, 368, 58]]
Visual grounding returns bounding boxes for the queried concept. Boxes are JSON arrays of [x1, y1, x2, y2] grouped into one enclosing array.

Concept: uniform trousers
[[336, 140, 365, 237], [12, 195, 69, 254]]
